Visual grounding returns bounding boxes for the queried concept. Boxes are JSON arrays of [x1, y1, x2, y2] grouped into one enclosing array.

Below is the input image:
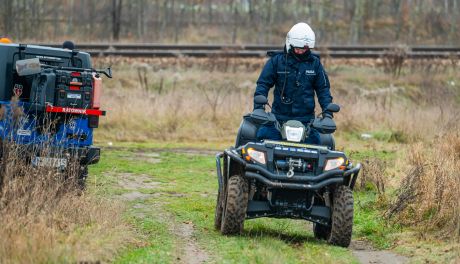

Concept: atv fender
[[319, 133, 335, 150], [235, 116, 259, 148]]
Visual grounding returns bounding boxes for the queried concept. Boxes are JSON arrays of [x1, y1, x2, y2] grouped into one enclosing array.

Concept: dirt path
[[113, 170, 210, 264], [110, 148, 408, 264], [351, 240, 408, 264], [173, 222, 209, 264]]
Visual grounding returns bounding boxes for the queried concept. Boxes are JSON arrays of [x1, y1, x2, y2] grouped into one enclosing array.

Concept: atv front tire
[[327, 185, 354, 247], [220, 175, 248, 235], [214, 188, 224, 230]]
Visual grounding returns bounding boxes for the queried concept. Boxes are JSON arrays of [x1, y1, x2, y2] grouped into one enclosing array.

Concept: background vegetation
[[1, 1, 459, 262], [1, 0, 459, 45]]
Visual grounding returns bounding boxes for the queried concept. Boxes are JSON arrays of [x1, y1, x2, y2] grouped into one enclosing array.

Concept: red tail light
[[92, 74, 102, 109]]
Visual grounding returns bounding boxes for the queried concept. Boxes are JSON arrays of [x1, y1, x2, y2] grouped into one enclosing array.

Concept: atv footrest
[[247, 200, 271, 212], [310, 206, 331, 220]]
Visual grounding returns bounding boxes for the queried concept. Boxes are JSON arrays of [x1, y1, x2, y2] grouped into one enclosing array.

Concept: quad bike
[[0, 43, 111, 187], [215, 95, 361, 247]]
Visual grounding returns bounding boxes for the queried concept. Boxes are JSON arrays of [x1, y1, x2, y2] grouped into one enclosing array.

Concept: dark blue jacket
[[254, 51, 333, 122]]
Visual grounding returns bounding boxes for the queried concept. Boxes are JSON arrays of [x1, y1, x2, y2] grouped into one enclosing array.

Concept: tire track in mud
[[111, 163, 210, 264], [109, 148, 408, 263]]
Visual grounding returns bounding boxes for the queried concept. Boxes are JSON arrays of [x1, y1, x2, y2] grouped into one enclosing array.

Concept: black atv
[[215, 95, 361, 247]]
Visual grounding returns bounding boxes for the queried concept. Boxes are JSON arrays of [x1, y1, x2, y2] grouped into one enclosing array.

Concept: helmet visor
[[288, 37, 308, 48]]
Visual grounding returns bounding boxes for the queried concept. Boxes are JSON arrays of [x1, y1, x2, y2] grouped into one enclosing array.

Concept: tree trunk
[[3, 0, 13, 35], [208, 0, 213, 24], [265, 0, 272, 44], [112, 0, 123, 41], [231, 0, 238, 44], [349, 0, 364, 44], [448, 0, 458, 45]]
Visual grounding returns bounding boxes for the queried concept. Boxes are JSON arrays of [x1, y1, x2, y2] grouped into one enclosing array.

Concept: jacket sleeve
[[314, 62, 333, 115], [254, 57, 277, 110]]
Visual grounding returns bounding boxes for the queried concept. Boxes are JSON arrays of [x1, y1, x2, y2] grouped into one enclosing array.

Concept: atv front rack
[[216, 149, 361, 191]]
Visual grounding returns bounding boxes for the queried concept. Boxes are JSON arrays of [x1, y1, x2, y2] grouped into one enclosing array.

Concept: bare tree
[[350, 0, 365, 44], [112, 0, 123, 41], [2, 0, 13, 35]]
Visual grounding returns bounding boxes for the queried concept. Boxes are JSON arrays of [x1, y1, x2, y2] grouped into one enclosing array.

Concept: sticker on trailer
[[13, 84, 23, 97], [68, 119, 77, 130], [17, 129, 32, 136], [67, 93, 82, 99]]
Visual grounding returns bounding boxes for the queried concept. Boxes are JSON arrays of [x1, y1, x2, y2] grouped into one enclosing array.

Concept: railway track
[[36, 43, 460, 59]]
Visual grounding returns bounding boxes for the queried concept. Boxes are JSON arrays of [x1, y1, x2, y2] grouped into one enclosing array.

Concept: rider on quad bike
[[254, 22, 332, 146], [214, 23, 361, 247]]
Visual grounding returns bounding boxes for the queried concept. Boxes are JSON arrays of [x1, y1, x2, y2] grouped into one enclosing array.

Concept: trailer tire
[[220, 175, 248, 235], [327, 185, 354, 247]]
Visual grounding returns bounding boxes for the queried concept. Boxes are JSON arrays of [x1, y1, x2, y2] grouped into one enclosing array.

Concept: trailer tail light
[[92, 74, 102, 109]]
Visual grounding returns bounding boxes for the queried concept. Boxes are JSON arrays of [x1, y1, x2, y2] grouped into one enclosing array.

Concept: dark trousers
[[256, 123, 321, 145]]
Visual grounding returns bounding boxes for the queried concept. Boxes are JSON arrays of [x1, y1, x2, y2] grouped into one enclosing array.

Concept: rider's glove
[[323, 111, 333, 119], [253, 103, 264, 110]]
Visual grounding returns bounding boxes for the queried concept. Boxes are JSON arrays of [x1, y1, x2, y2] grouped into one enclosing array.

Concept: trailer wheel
[[220, 175, 248, 235], [327, 185, 354, 247]]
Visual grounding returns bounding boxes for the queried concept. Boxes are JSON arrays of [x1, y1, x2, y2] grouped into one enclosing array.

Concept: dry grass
[[93, 57, 460, 145], [387, 133, 460, 240], [0, 141, 131, 263], [0, 56, 458, 261], [92, 57, 460, 241], [356, 157, 387, 195]]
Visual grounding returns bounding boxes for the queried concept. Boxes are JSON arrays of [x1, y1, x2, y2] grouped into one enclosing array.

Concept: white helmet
[[285, 22, 315, 52]]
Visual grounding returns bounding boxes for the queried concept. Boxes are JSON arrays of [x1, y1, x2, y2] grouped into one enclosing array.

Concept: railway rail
[[36, 43, 460, 59]]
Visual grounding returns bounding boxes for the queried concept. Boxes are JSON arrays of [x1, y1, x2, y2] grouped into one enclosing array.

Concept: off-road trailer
[[0, 43, 111, 184]]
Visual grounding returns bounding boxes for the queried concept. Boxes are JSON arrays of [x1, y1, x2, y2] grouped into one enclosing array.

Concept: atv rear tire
[[220, 175, 248, 235], [214, 188, 224, 230], [327, 185, 354, 247]]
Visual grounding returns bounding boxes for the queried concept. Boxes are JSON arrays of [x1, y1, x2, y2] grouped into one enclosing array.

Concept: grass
[[0, 142, 133, 264], [89, 145, 460, 263], [90, 148, 360, 263], [2, 58, 459, 262]]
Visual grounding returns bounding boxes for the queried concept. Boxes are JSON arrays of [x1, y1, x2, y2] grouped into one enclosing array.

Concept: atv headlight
[[246, 148, 266, 164], [324, 157, 345, 171], [284, 126, 305, 142], [281, 120, 306, 142]]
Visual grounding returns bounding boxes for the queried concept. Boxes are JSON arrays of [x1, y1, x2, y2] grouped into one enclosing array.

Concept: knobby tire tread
[[328, 185, 354, 247], [220, 175, 248, 235]]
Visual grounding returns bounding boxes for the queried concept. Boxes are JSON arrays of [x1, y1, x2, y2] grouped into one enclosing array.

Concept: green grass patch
[[115, 217, 175, 264], [354, 192, 399, 248], [90, 148, 361, 263]]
